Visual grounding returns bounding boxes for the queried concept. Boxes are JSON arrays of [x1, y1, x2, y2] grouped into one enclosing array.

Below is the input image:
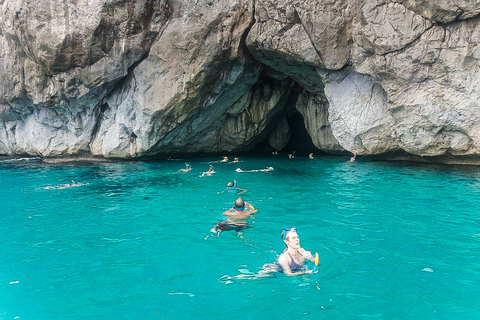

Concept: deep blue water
[[1, 155, 479, 319]]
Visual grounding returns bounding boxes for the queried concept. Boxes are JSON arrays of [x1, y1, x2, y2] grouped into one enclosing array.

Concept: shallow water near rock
[[1, 155, 480, 319]]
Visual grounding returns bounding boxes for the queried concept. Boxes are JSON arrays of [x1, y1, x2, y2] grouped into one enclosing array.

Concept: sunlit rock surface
[[1, 0, 480, 161]]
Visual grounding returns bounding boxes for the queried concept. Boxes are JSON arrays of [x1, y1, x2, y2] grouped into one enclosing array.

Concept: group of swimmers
[[179, 151, 359, 276], [179, 155, 319, 276], [209, 195, 318, 276]]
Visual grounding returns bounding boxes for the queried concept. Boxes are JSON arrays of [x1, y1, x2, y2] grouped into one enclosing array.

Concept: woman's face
[[285, 231, 300, 249]]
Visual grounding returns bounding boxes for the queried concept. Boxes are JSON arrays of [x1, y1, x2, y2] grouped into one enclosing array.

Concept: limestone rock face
[[247, 0, 480, 158], [89, 0, 271, 157], [1, 0, 480, 161], [295, 91, 343, 153], [0, 0, 170, 156], [395, 0, 480, 23]]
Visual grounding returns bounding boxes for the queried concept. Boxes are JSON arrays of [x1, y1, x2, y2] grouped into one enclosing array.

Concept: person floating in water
[[179, 163, 192, 173], [235, 167, 274, 173], [200, 165, 215, 177], [220, 156, 228, 163], [348, 152, 356, 162], [275, 227, 317, 276], [210, 197, 258, 233], [288, 153, 294, 159], [309, 153, 314, 159], [44, 180, 84, 190], [229, 157, 240, 164], [217, 180, 246, 194]]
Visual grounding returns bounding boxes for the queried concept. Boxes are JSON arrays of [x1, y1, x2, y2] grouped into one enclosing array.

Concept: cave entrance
[[251, 109, 322, 155], [282, 110, 321, 155]]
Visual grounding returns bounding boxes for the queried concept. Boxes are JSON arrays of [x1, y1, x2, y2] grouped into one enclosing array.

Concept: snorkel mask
[[281, 227, 297, 240]]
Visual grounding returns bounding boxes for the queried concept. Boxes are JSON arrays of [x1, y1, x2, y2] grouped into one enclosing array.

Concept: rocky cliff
[[1, 0, 480, 162]]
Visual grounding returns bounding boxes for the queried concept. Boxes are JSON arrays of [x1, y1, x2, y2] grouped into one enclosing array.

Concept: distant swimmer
[[179, 163, 192, 173], [210, 197, 258, 234], [200, 164, 215, 177], [263, 227, 318, 276], [229, 157, 240, 164], [235, 167, 274, 173], [44, 180, 86, 190], [309, 153, 314, 159], [220, 156, 229, 163], [348, 152, 356, 162], [288, 154, 294, 159], [218, 180, 246, 194]]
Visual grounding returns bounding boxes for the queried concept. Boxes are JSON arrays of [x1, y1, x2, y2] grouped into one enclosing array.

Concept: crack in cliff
[[379, 23, 434, 56], [86, 1, 173, 157], [291, 5, 325, 66], [436, 10, 480, 26]]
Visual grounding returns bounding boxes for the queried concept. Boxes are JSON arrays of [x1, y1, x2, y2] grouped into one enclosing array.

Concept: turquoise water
[[1, 155, 480, 319]]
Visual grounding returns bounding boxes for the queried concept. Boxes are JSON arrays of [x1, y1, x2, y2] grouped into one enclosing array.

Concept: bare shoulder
[[277, 252, 289, 263]]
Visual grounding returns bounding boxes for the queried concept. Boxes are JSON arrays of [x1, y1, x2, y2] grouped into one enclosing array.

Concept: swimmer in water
[[235, 167, 274, 173], [217, 227, 318, 282], [44, 180, 81, 190], [309, 153, 314, 159], [348, 152, 356, 162], [200, 165, 215, 177], [275, 227, 317, 276], [220, 156, 228, 163], [179, 163, 192, 173], [217, 180, 246, 194], [210, 197, 257, 234], [229, 157, 240, 164]]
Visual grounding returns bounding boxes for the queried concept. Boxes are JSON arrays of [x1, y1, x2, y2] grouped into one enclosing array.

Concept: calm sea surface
[[1, 155, 479, 319]]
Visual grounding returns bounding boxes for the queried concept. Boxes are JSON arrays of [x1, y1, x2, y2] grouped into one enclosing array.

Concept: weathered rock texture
[[1, 0, 480, 161]]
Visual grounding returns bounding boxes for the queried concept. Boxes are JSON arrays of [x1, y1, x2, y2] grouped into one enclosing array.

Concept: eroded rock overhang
[[1, 0, 479, 161]]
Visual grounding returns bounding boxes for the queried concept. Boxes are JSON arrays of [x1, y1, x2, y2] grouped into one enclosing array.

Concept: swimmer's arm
[[236, 187, 247, 194], [217, 189, 226, 194], [245, 203, 258, 214]]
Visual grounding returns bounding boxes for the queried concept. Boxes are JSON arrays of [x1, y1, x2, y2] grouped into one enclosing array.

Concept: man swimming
[[217, 180, 246, 194], [179, 163, 192, 173], [235, 167, 274, 173], [348, 152, 356, 162], [210, 197, 258, 233], [200, 165, 215, 177]]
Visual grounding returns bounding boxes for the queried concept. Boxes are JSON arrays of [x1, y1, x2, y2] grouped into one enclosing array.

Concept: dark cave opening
[[251, 109, 322, 155], [282, 110, 322, 155]]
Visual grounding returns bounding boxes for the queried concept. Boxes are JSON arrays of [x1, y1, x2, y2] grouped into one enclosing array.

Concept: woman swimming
[[217, 227, 318, 282], [275, 227, 316, 276]]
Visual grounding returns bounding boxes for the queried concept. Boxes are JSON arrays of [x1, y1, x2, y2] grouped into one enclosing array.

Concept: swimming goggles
[[235, 206, 245, 211], [281, 227, 297, 240]]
